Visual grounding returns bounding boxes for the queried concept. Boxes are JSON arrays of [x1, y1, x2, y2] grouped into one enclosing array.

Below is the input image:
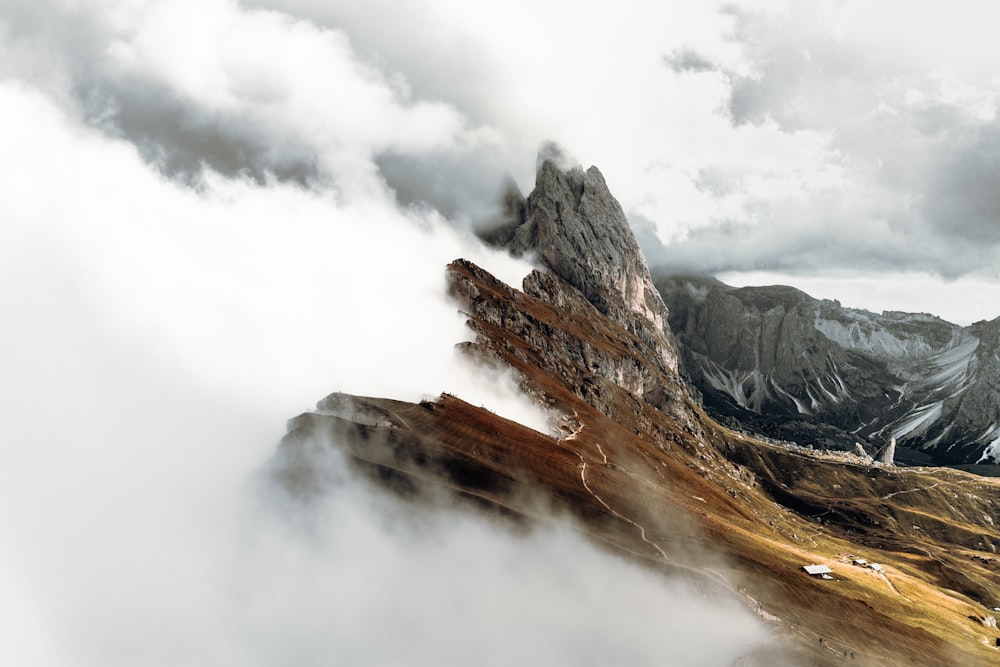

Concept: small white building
[[869, 563, 884, 573], [803, 564, 834, 579]]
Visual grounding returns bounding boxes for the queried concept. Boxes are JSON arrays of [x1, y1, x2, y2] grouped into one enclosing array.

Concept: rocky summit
[[274, 154, 1000, 666], [482, 146, 677, 375], [656, 274, 1000, 468]]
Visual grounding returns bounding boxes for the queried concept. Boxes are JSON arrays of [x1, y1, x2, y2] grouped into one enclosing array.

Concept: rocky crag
[[482, 144, 678, 377], [656, 274, 1000, 468]]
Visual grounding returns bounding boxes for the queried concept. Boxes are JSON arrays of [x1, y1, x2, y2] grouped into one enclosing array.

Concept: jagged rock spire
[[483, 146, 677, 373]]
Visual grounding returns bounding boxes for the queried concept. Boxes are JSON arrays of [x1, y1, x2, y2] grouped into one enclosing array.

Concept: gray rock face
[[481, 152, 1000, 467], [922, 316, 1000, 464], [656, 274, 1000, 466], [446, 259, 695, 434], [483, 154, 677, 374]]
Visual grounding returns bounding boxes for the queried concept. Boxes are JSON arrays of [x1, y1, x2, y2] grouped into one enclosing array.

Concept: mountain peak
[[534, 140, 580, 173], [485, 149, 677, 372]]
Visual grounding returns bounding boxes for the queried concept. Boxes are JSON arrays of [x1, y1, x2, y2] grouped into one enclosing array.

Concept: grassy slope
[[281, 261, 1000, 666]]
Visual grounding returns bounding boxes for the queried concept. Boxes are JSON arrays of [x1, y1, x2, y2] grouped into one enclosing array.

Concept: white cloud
[[23, 0, 998, 325], [239, 0, 1000, 327], [1, 0, 491, 193], [0, 77, 549, 413], [718, 269, 1000, 326], [244, 0, 777, 207], [0, 84, 772, 664], [11, 0, 1000, 309]]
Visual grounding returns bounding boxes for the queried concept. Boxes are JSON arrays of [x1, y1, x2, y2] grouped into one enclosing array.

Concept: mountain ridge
[[655, 272, 1000, 468], [482, 152, 678, 375], [274, 153, 1000, 665]]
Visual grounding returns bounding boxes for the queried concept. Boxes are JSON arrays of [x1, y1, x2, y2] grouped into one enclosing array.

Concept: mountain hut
[[803, 564, 834, 579]]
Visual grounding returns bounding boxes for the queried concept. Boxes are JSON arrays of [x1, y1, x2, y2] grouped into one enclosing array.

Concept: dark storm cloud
[[84, 81, 321, 185], [0, 0, 478, 197], [375, 149, 509, 226], [648, 218, 914, 275], [924, 123, 1000, 245], [0, 2, 316, 185]]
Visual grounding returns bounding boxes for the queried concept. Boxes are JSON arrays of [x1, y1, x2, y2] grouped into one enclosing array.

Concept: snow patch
[[814, 373, 841, 403], [924, 335, 978, 390], [976, 431, 1000, 464], [814, 315, 936, 358], [892, 401, 944, 440], [770, 378, 810, 414]]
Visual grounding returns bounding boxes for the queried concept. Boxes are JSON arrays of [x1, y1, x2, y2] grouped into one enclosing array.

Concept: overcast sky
[[3, 1, 999, 664], [4, 0, 1000, 321]]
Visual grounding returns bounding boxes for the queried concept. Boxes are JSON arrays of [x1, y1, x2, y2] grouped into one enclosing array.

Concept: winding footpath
[[575, 448, 670, 562]]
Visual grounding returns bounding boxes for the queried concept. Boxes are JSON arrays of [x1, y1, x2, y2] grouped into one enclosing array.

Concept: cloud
[[923, 122, 1000, 246], [241, 0, 762, 215], [665, 47, 717, 74], [241, 444, 772, 667], [0, 85, 771, 667], [0, 50, 780, 665], [1, 305, 769, 667], [11, 0, 1000, 318], [0, 0, 487, 194], [374, 148, 511, 227], [716, 269, 1000, 326], [251, 0, 924, 284], [0, 76, 546, 414], [269, 0, 1000, 321], [651, 2, 1000, 284]]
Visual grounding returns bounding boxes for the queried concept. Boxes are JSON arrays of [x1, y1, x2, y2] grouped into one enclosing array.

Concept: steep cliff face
[[662, 277, 871, 412], [447, 258, 697, 438], [926, 317, 1000, 464], [656, 274, 1000, 466], [483, 154, 677, 374]]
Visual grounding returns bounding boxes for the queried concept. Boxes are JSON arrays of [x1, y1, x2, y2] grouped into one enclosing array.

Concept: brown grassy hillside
[[277, 259, 1000, 666]]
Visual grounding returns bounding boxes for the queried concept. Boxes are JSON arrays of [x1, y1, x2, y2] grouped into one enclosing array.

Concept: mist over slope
[[0, 74, 705, 667], [0, 72, 771, 667]]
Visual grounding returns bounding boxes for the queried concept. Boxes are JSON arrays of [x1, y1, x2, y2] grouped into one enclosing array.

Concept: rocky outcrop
[[878, 436, 896, 466], [482, 146, 677, 374], [446, 258, 697, 437], [484, 154, 1000, 467], [656, 274, 1000, 466]]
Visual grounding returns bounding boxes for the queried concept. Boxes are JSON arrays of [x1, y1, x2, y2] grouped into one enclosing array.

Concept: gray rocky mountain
[[655, 274, 1000, 467], [482, 145, 677, 376]]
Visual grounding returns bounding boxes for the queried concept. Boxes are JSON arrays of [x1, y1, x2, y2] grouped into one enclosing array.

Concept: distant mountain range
[[655, 274, 1000, 468]]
